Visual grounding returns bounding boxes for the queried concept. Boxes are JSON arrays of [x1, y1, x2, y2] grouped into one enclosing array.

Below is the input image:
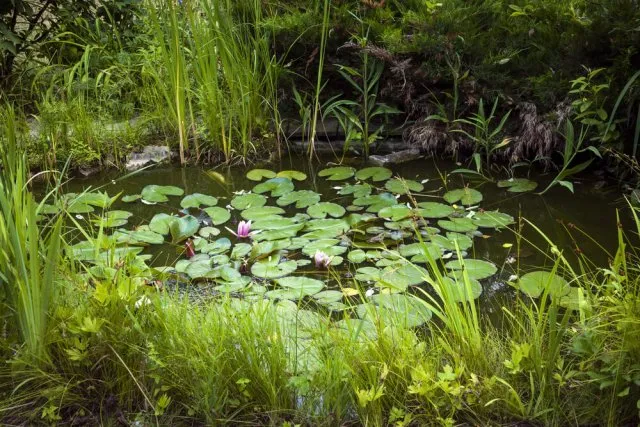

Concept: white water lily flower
[[75, 214, 84, 220], [365, 288, 375, 298], [332, 186, 343, 190], [421, 179, 429, 184], [508, 274, 518, 282]]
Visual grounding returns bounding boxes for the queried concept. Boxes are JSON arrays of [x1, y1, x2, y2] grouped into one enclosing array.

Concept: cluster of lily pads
[[44, 165, 584, 327]]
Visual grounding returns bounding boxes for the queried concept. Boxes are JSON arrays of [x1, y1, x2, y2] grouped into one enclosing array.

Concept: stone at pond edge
[[126, 145, 174, 171]]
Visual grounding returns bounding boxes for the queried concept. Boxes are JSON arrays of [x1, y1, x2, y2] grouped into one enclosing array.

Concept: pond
[[46, 155, 624, 324]]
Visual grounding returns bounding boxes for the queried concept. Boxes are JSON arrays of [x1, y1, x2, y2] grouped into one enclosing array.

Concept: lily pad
[[122, 194, 141, 203], [432, 233, 473, 251], [385, 178, 424, 194], [114, 229, 165, 245], [169, 215, 200, 243], [437, 218, 478, 233], [517, 271, 570, 298], [358, 293, 432, 327], [277, 170, 307, 181], [241, 205, 284, 220], [498, 178, 538, 193], [231, 243, 252, 259], [231, 194, 266, 211], [443, 188, 483, 205], [247, 169, 276, 181], [440, 277, 483, 301], [355, 267, 382, 282], [338, 183, 372, 198], [149, 213, 176, 235], [302, 219, 349, 239], [318, 166, 355, 180], [353, 193, 397, 213], [277, 277, 325, 295], [378, 205, 412, 221], [141, 185, 184, 203], [416, 202, 455, 218], [558, 287, 589, 310], [445, 259, 497, 280], [203, 207, 231, 225], [348, 249, 367, 263], [355, 167, 392, 182], [253, 177, 295, 197], [251, 256, 297, 279], [180, 193, 218, 209], [472, 211, 515, 229], [378, 263, 429, 290], [307, 202, 346, 219], [198, 226, 220, 238], [301, 239, 347, 257], [313, 290, 344, 304], [98, 210, 133, 228], [277, 190, 321, 208]]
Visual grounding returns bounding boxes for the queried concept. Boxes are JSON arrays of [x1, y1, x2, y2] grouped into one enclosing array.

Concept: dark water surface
[[58, 155, 625, 310]]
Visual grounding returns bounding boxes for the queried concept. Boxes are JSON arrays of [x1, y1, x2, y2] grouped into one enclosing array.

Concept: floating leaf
[[353, 193, 397, 213], [277, 277, 325, 295], [348, 249, 367, 263], [241, 205, 284, 220], [149, 213, 176, 235], [198, 226, 220, 238], [398, 242, 442, 262], [378, 263, 429, 291], [385, 178, 424, 194], [203, 207, 231, 225], [431, 233, 473, 251], [445, 259, 497, 280], [443, 188, 483, 205], [252, 221, 304, 241], [253, 177, 295, 197], [231, 193, 267, 210], [355, 167, 392, 182], [302, 219, 349, 239], [355, 267, 381, 282], [437, 218, 478, 233], [378, 205, 412, 221], [472, 211, 515, 229], [517, 271, 570, 298], [307, 202, 346, 219], [231, 243, 252, 259], [277, 190, 321, 208], [122, 194, 141, 203], [302, 239, 347, 257], [277, 170, 307, 181], [141, 185, 184, 203], [338, 183, 372, 198], [441, 277, 483, 301], [180, 193, 218, 209], [318, 166, 355, 180], [558, 287, 589, 310], [358, 293, 432, 327], [247, 169, 276, 181], [200, 238, 232, 255], [416, 202, 455, 218], [114, 229, 165, 245], [98, 210, 133, 228], [169, 215, 200, 243], [251, 256, 297, 278], [313, 290, 344, 304], [498, 178, 538, 193]]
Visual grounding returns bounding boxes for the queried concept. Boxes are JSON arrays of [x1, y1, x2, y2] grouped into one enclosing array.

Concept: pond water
[[51, 155, 624, 321]]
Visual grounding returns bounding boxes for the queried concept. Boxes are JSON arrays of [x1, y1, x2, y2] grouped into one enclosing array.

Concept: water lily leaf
[[287, 237, 310, 251], [72, 192, 116, 208], [498, 178, 538, 193], [338, 183, 372, 198], [231, 193, 267, 210], [253, 177, 295, 197], [200, 238, 232, 255], [313, 290, 344, 304], [141, 185, 184, 203], [358, 293, 432, 327], [66, 201, 94, 214], [198, 226, 220, 238], [445, 259, 497, 280], [277, 277, 325, 295], [355, 167, 392, 182], [185, 258, 213, 279], [170, 215, 200, 243], [307, 202, 346, 219], [318, 166, 355, 180], [437, 218, 478, 233], [203, 207, 231, 225], [180, 193, 218, 209], [253, 222, 304, 241], [353, 193, 397, 213], [348, 249, 367, 263], [398, 242, 442, 262], [378, 205, 412, 221], [432, 233, 473, 251], [378, 263, 429, 291], [241, 205, 284, 220], [231, 243, 252, 259], [247, 169, 276, 181], [472, 211, 514, 229], [97, 210, 133, 228], [149, 213, 176, 235], [302, 239, 347, 257], [114, 229, 165, 245], [302, 218, 349, 239], [441, 277, 482, 301], [443, 188, 483, 205], [277, 190, 321, 208], [517, 271, 570, 298], [385, 178, 424, 194], [277, 170, 307, 181], [251, 256, 297, 278], [416, 202, 455, 218], [122, 194, 141, 203], [558, 287, 589, 310], [355, 267, 381, 282]]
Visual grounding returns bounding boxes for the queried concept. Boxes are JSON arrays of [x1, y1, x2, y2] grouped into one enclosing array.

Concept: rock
[[368, 148, 422, 166], [126, 145, 173, 171], [78, 166, 101, 177]]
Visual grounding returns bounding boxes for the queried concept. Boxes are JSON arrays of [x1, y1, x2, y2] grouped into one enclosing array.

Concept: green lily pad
[[114, 229, 165, 245], [437, 218, 478, 233], [98, 210, 133, 228], [231, 243, 252, 259], [141, 185, 184, 203], [398, 242, 442, 263], [517, 271, 570, 298], [169, 215, 200, 243], [302, 239, 347, 257], [71, 192, 116, 208], [353, 193, 397, 213], [149, 213, 176, 235], [302, 218, 349, 239], [355, 167, 392, 182], [498, 178, 538, 193], [252, 221, 304, 241], [203, 207, 231, 225], [307, 202, 346, 219], [443, 188, 483, 205], [416, 202, 455, 218], [385, 178, 424, 194], [198, 226, 220, 238], [253, 177, 295, 197], [277, 170, 307, 181], [313, 290, 344, 304], [318, 166, 355, 180], [241, 205, 284, 220], [180, 193, 218, 209], [251, 256, 297, 278], [558, 287, 589, 310], [440, 277, 483, 301], [199, 238, 232, 255], [277, 277, 325, 295], [122, 194, 142, 203], [231, 193, 267, 210], [348, 249, 367, 263], [338, 183, 372, 198], [378, 263, 429, 291], [277, 190, 321, 208], [247, 169, 276, 181], [378, 205, 412, 221], [358, 293, 432, 327], [431, 233, 473, 251], [355, 267, 382, 282], [445, 259, 497, 280], [472, 211, 515, 229]]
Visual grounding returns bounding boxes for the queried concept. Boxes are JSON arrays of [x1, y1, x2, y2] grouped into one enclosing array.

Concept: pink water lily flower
[[236, 220, 252, 238], [314, 250, 333, 269]]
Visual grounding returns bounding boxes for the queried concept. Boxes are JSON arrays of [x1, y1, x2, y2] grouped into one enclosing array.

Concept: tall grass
[[308, 0, 331, 159]]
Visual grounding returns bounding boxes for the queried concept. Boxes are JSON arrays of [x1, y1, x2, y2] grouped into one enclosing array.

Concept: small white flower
[[111, 180, 116, 185], [442, 252, 453, 259], [395, 194, 401, 199], [75, 214, 84, 220], [421, 179, 429, 184], [365, 288, 375, 298], [506, 256, 516, 264], [508, 274, 518, 282], [406, 202, 412, 208], [226, 204, 233, 210], [332, 186, 343, 190]]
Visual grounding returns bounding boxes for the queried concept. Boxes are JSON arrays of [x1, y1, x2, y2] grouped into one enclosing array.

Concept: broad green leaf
[[302, 239, 347, 257], [472, 211, 514, 229], [440, 277, 483, 301], [231, 193, 267, 210], [241, 205, 284, 220], [203, 207, 231, 225], [169, 215, 200, 243], [378, 205, 412, 221], [338, 183, 372, 197], [141, 185, 184, 203], [445, 259, 497, 280], [517, 271, 570, 298], [307, 202, 346, 219], [198, 226, 220, 238], [97, 210, 133, 228], [416, 202, 455, 218], [357, 293, 432, 327], [149, 213, 176, 235], [114, 229, 165, 245], [122, 194, 141, 203], [277, 190, 321, 208], [253, 177, 295, 197], [497, 178, 538, 193], [318, 166, 355, 180], [277, 277, 325, 295], [437, 218, 478, 233], [277, 170, 307, 181], [385, 178, 424, 194], [348, 249, 367, 263], [251, 257, 297, 278], [355, 167, 392, 182], [180, 193, 218, 209], [377, 263, 429, 291], [443, 188, 483, 205], [247, 168, 276, 181]]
